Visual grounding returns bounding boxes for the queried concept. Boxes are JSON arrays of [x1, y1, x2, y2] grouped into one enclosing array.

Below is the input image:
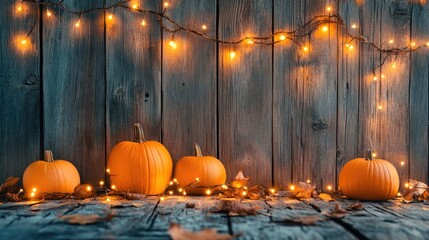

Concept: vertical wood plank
[[359, 0, 410, 184], [336, 1, 360, 184], [410, 2, 429, 182], [219, 0, 272, 186], [106, 1, 162, 155], [273, 0, 337, 189], [162, 0, 217, 162], [43, 0, 105, 184], [0, 1, 40, 182]]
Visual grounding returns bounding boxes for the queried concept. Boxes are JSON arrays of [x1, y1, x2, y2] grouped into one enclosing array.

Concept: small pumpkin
[[23, 150, 80, 195], [339, 149, 399, 201], [107, 123, 173, 195], [174, 143, 226, 188]]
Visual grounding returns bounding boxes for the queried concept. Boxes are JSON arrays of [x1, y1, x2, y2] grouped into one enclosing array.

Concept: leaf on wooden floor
[[168, 223, 239, 240], [321, 204, 348, 219], [0, 177, 20, 195], [282, 215, 326, 225], [211, 200, 260, 216], [230, 171, 250, 189], [347, 203, 364, 211], [293, 182, 317, 199], [71, 184, 94, 200], [6, 192, 22, 202], [185, 203, 196, 208], [319, 193, 334, 202], [403, 179, 429, 203], [59, 212, 114, 225]]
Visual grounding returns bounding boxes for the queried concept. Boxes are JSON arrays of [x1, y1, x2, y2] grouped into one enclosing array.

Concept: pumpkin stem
[[194, 143, 203, 157], [44, 150, 54, 162], [365, 149, 373, 160], [133, 123, 146, 143]]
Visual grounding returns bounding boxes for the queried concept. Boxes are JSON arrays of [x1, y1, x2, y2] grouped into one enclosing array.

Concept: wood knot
[[312, 119, 328, 130]]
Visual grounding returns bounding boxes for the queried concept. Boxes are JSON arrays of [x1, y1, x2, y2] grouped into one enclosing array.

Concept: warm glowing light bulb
[[306, 179, 311, 184], [206, 189, 211, 195], [348, 45, 354, 50], [178, 188, 183, 192], [326, 185, 333, 191], [411, 42, 416, 47], [195, 177, 200, 182], [202, 25, 207, 30], [322, 25, 328, 32], [75, 20, 80, 28], [17, 3, 22, 12], [169, 181, 174, 185], [377, 105, 382, 110], [47, 9, 52, 17], [373, 76, 378, 81], [241, 191, 247, 196], [160, 196, 165, 201], [111, 185, 116, 190], [269, 188, 276, 194], [169, 41, 177, 49], [164, 2, 169, 8], [326, 6, 332, 12], [168, 191, 173, 195], [372, 152, 378, 158], [99, 181, 104, 186], [30, 192, 35, 197], [32, 188, 37, 192], [426, 42, 429, 47], [21, 39, 27, 45], [290, 185, 295, 191], [141, 20, 146, 26], [106, 169, 110, 174], [279, 35, 286, 41], [222, 184, 228, 189], [351, 24, 357, 29], [397, 192, 402, 196], [19, 189, 23, 193], [400, 161, 405, 166], [132, 4, 138, 9], [381, 74, 385, 79], [229, 51, 236, 59], [86, 186, 92, 192], [106, 197, 111, 202], [392, 62, 397, 69], [405, 183, 409, 188], [108, 14, 113, 21], [247, 39, 254, 44], [183, 191, 187, 196], [173, 178, 177, 183], [303, 46, 309, 52], [388, 39, 394, 44]]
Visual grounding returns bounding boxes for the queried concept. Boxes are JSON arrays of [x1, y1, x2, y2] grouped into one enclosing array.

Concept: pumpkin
[[339, 149, 399, 201], [107, 123, 173, 195], [23, 150, 80, 195], [174, 143, 226, 188]]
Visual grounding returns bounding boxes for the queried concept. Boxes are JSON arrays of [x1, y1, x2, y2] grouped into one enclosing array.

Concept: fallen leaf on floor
[[59, 212, 114, 225], [319, 193, 334, 202], [0, 177, 20, 195], [322, 204, 348, 219], [185, 203, 195, 208], [211, 200, 259, 216], [71, 184, 94, 199], [230, 171, 250, 189], [282, 215, 326, 225], [403, 179, 428, 203], [6, 192, 22, 202], [347, 203, 364, 211], [293, 182, 317, 199], [168, 223, 239, 240]]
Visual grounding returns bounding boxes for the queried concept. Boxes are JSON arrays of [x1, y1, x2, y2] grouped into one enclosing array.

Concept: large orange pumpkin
[[339, 149, 399, 201], [107, 123, 172, 195], [174, 143, 226, 187], [23, 150, 80, 195]]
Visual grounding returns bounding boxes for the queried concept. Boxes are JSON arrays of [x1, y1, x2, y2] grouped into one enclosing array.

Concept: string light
[[392, 62, 397, 69], [290, 185, 295, 191], [30, 192, 35, 197], [202, 25, 207, 30], [164, 2, 169, 8], [21, 39, 27, 45], [206, 189, 211, 195], [411, 42, 416, 47], [322, 25, 328, 32], [269, 188, 276, 194], [108, 14, 113, 21], [19, 189, 24, 194], [372, 152, 378, 158], [106, 197, 111, 202], [75, 19, 80, 28], [221, 184, 228, 189], [388, 39, 394, 44], [183, 191, 187, 195], [47, 9, 52, 17], [160, 196, 165, 201], [99, 180, 104, 186], [178, 188, 183, 192], [17, 3, 22, 12], [326, 6, 332, 12], [32, 188, 37, 192], [86, 186, 92, 192], [373, 76, 378, 81], [247, 39, 254, 44], [168, 190, 173, 195], [377, 104, 383, 110], [351, 24, 358, 29], [306, 179, 311, 184], [326, 185, 333, 191], [141, 20, 146, 26], [173, 178, 178, 183], [111, 185, 116, 190], [405, 183, 409, 188], [106, 169, 110, 174], [302, 46, 309, 52], [195, 177, 200, 182], [381, 74, 385, 79], [169, 40, 177, 49], [132, 4, 138, 10], [241, 191, 247, 196], [169, 181, 174, 185], [397, 192, 402, 197], [426, 42, 429, 47], [400, 161, 405, 166], [229, 51, 236, 59], [279, 35, 286, 41]]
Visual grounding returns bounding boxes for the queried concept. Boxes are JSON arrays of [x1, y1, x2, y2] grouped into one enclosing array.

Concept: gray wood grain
[[43, 0, 105, 184], [409, 2, 429, 183], [219, 0, 273, 186], [106, 0, 162, 153], [273, 0, 337, 189], [0, 0, 41, 183], [162, 0, 217, 162]]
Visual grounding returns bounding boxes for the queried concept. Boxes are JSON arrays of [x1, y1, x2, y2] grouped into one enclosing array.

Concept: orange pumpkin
[[174, 143, 226, 188], [107, 123, 173, 195], [339, 149, 399, 201], [23, 150, 80, 195]]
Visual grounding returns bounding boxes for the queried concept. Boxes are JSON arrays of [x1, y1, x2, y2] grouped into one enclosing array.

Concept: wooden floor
[[0, 196, 428, 240]]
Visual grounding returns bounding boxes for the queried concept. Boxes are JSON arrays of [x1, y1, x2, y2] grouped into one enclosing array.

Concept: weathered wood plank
[[0, 0, 40, 182], [409, 2, 429, 183], [219, 0, 273, 186], [106, 0, 162, 155], [162, 0, 217, 162], [336, 0, 361, 182], [273, 0, 337, 189], [43, 0, 105, 184]]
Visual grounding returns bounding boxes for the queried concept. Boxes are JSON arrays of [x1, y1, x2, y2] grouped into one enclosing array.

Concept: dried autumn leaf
[[293, 182, 316, 199], [168, 223, 239, 240], [71, 184, 94, 199], [5, 193, 22, 202], [0, 177, 20, 194], [211, 200, 259, 216], [230, 171, 250, 189], [59, 212, 114, 225], [319, 193, 334, 202], [403, 180, 428, 203], [283, 215, 325, 225], [322, 204, 348, 219], [347, 203, 364, 211]]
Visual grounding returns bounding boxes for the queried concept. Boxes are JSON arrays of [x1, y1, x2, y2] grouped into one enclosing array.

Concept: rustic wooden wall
[[1, 0, 428, 189]]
